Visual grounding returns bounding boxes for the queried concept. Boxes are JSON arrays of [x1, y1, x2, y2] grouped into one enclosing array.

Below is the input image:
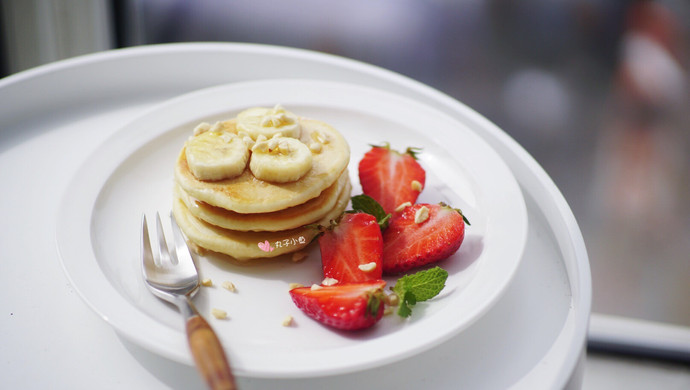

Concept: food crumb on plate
[[281, 315, 293, 327], [222, 281, 236, 292]]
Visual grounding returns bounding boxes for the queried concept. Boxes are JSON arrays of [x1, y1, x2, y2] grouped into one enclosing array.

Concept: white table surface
[[1, 43, 599, 389]]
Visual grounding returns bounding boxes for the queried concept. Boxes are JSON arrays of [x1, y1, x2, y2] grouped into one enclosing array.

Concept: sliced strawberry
[[382, 203, 466, 274], [289, 280, 387, 330], [358, 144, 426, 214], [318, 212, 383, 283]]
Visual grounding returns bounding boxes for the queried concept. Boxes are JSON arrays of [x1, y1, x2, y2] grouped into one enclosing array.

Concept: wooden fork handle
[[186, 315, 237, 390]]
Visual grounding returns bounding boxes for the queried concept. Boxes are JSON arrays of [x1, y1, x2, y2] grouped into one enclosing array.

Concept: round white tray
[[0, 42, 591, 389]]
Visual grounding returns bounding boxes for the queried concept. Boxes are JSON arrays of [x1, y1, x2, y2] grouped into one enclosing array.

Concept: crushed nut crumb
[[278, 141, 291, 154], [321, 277, 338, 286], [201, 278, 213, 287], [193, 122, 211, 136], [308, 142, 322, 153], [411, 180, 423, 192], [310, 284, 323, 291], [211, 308, 228, 319], [385, 293, 400, 306], [282, 315, 294, 327], [242, 136, 254, 148], [358, 262, 377, 272], [288, 283, 304, 290], [220, 132, 234, 143], [395, 202, 412, 212], [209, 121, 223, 133], [414, 206, 430, 224], [222, 281, 236, 292], [267, 138, 279, 151]]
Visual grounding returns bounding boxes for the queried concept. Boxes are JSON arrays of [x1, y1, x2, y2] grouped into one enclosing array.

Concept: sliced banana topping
[[236, 105, 301, 140], [185, 131, 250, 181], [249, 136, 312, 183]]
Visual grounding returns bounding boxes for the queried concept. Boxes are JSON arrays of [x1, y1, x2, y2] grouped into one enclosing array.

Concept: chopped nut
[[222, 281, 236, 292], [201, 278, 213, 287], [411, 180, 423, 192], [291, 251, 308, 262], [311, 131, 328, 144], [256, 134, 268, 143], [278, 141, 291, 154], [267, 138, 279, 151], [220, 132, 234, 143], [395, 202, 412, 212], [310, 284, 323, 291], [414, 206, 430, 224], [385, 293, 399, 306], [308, 142, 322, 153], [209, 121, 223, 132], [211, 308, 228, 319], [260, 115, 277, 127], [193, 122, 211, 135], [271, 132, 283, 139], [288, 283, 304, 290], [358, 262, 377, 272], [251, 140, 269, 153], [242, 136, 255, 148], [321, 277, 338, 286], [282, 315, 294, 327]]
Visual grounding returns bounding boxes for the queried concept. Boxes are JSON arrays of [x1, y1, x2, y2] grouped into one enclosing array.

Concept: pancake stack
[[172, 105, 351, 260]]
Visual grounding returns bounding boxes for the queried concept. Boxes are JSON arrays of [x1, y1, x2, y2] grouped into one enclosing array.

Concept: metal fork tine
[[155, 212, 175, 266], [141, 214, 155, 269]]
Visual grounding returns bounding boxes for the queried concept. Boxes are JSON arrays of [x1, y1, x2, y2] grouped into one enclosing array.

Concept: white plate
[[56, 79, 527, 378]]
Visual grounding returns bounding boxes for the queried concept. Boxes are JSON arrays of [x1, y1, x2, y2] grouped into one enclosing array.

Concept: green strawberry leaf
[[404, 146, 423, 160], [440, 202, 471, 226], [350, 194, 391, 230], [366, 292, 383, 318], [369, 141, 390, 148], [392, 266, 448, 318]]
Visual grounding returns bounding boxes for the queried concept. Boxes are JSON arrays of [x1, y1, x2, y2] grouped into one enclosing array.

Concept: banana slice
[[185, 131, 249, 181], [236, 105, 301, 139], [249, 136, 312, 183]]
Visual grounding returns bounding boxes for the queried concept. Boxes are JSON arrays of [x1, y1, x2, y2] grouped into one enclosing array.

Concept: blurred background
[[2, 0, 689, 328]]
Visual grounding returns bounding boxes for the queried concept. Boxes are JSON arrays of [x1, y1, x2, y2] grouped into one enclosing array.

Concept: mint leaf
[[351, 194, 391, 230], [392, 267, 448, 317], [396, 290, 416, 318]]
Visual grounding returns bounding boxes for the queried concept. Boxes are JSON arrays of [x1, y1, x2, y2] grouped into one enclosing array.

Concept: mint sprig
[[350, 194, 391, 230], [392, 266, 448, 317]]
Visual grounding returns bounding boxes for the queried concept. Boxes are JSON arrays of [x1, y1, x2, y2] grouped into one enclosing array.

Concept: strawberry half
[[318, 212, 383, 283], [289, 280, 387, 330], [382, 203, 466, 274], [358, 144, 426, 214]]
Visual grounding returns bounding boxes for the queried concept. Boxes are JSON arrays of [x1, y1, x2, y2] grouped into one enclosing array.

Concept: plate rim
[[55, 78, 528, 378]]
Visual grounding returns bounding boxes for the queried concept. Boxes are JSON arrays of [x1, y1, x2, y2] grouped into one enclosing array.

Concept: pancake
[[175, 118, 350, 214], [173, 179, 352, 261], [175, 170, 350, 232]]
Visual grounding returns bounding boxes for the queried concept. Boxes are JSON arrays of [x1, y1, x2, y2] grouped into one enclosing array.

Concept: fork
[[142, 213, 237, 390]]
